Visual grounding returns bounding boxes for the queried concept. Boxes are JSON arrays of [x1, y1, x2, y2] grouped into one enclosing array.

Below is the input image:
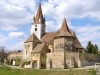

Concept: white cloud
[[0, 0, 100, 50], [8, 32, 25, 39], [9, 41, 24, 50], [46, 20, 58, 32], [74, 25, 100, 48], [42, 0, 100, 20], [7, 0, 36, 12], [0, 33, 8, 46], [0, 0, 35, 31]]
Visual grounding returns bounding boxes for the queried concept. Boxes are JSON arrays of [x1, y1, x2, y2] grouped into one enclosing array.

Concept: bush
[[24, 61, 30, 65], [14, 57, 21, 66]]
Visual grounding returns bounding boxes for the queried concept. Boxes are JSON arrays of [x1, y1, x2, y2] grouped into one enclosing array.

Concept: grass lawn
[[0, 66, 96, 75]]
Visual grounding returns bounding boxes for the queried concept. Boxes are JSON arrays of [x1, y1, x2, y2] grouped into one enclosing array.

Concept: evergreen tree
[[91, 44, 96, 54], [86, 41, 99, 54], [94, 44, 98, 54], [86, 41, 92, 53]]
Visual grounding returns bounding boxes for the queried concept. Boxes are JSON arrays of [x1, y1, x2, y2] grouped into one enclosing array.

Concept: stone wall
[[7, 52, 22, 66], [54, 37, 74, 53], [46, 52, 64, 69], [54, 37, 65, 52], [8, 52, 22, 60], [46, 52, 100, 69], [79, 53, 100, 66], [65, 52, 81, 68], [31, 44, 49, 69], [65, 53, 100, 68], [40, 45, 48, 69], [31, 53, 41, 69], [46, 52, 81, 69], [23, 42, 33, 61], [23, 41, 39, 61]]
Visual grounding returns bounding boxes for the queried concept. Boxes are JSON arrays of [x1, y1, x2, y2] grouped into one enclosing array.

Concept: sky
[[0, 0, 100, 51]]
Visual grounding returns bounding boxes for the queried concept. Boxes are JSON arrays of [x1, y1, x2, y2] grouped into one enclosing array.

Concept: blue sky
[[0, 0, 100, 50]]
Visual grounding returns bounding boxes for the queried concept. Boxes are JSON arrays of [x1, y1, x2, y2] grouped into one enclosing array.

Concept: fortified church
[[8, 3, 100, 69], [22, 3, 84, 69]]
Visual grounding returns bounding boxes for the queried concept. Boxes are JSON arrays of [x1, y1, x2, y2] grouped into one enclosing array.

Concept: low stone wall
[[79, 53, 100, 67], [46, 52, 80, 69], [65, 53, 100, 67], [46, 52, 100, 69]]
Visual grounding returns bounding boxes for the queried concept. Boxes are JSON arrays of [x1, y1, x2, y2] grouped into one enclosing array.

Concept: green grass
[[0, 66, 96, 75]]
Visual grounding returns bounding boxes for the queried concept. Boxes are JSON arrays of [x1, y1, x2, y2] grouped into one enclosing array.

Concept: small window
[[42, 53, 44, 57], [35, 28, 37, 31], [26, 51, 28, 55], [35, 25, 37, 27], [79, 51, 82, 53]]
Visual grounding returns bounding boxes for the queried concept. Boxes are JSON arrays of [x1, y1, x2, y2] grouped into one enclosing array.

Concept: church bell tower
[[31, 3, 46, 40]]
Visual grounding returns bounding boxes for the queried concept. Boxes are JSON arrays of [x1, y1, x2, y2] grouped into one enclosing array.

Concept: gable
[[24, 33, 40, 43], [32, 43, 49, 53]]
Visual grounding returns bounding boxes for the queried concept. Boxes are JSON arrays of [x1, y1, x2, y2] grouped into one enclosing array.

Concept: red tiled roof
[[60, 18, 70, 33], [57, 18, 72, 37], [34, 3, 45, 24], [32, 43, 48, 53], [41, 32, 58, 43], [71, 31, 83, 48], [24, 33, 40, 43]]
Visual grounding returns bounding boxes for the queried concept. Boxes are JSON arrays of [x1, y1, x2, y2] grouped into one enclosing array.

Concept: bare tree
[[0, 46, 8, 65]]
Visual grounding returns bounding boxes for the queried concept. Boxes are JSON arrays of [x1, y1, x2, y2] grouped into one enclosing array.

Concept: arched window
[[35, 28, 37, 31], [35, 25, 37, 27]]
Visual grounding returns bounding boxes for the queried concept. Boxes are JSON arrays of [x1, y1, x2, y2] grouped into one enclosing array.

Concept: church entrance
[[41, 63, 46, 69], [32, 61, 37, 69]]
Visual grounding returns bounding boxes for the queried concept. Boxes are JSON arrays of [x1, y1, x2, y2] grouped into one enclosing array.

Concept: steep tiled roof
[[41, 32, 58, 43], [60, 18, 70, 32], [24, 33, 40, 43], [75, 37, 83, 48], [71, 31, 83, 48], [57, 18, 72, 37], [34, 3, 45, 24], [32, 43, 48, 53]]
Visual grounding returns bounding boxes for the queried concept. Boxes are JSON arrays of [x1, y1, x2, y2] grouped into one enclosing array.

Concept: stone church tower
[[31, 3, 46, 40], [23, 3, 45, 64], [23, 33, 41, 61], [54, 18, 74, 52]]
